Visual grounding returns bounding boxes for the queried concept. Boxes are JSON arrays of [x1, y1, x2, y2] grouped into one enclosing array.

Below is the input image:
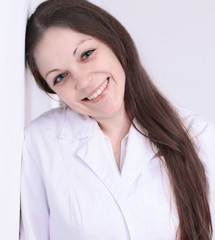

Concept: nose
[[73, 67, 93, 90]]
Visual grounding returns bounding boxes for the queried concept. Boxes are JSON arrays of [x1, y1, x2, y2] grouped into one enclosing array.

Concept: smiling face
[[34, 27, 126, 123]]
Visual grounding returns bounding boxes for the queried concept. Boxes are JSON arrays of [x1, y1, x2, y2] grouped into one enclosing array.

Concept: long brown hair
[[25, 0, 212, 239]]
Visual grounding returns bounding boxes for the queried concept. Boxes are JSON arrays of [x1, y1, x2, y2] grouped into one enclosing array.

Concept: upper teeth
[[87, 79, 109, 100]]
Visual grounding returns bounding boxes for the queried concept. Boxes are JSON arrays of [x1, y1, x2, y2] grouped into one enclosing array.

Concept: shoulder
[[176, 106, 215, 172], [176, 107, 215, 213], [24, 106, 97, 142], [175, 106, 215, 141], [24, 107, 66, 141]]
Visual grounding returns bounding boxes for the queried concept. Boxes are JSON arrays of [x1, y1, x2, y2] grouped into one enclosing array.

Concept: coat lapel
[[119, 123, 157, 192], [58, 108, 157, 200], [75, 131, 123, 199], [58, 108, 122, 199]]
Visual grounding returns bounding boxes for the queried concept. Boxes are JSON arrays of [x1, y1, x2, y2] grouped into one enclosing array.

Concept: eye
[[54, 73, 67, 86], [81, 49, 95, 60]]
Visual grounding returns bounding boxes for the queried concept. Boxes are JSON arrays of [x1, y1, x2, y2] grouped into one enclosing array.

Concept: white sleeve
[[20, 133, 50, 240]]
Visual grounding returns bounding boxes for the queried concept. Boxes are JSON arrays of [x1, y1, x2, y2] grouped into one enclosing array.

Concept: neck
[[94, 107, 131, 171], [96, 110, 131, 142]]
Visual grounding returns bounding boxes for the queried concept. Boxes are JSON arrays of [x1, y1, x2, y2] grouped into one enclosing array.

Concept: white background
[[0, 0, 214, 239], [101, 0, 215, 122]]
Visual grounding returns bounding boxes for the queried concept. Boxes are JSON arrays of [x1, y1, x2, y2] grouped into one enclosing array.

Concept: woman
[[21, 0, 214, 239]]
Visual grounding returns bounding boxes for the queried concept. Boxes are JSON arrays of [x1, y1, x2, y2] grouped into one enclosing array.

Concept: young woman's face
[[34, 27, 126, 122]]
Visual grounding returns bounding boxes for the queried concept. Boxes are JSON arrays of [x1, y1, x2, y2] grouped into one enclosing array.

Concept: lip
[[82, 77, 110, 103]]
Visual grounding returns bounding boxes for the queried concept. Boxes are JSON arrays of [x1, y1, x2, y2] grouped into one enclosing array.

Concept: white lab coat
[[20, 106, 215, 240]]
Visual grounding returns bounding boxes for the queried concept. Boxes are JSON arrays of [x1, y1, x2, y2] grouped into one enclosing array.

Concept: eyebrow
[[45, 38, 94, 79], [45, 69, 60, 79], [73, 38, 93, 55]]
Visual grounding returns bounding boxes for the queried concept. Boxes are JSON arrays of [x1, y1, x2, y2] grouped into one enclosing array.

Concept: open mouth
[[82, 77, 110, 101]]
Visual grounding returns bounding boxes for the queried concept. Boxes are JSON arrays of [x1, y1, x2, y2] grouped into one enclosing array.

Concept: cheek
[[54, 81, 76, 99], [112, 59, 126, 81], [55, 89, 74, 104], [117, 66, 126, 88]]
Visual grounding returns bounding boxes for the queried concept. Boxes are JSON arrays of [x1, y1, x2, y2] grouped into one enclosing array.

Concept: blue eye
[[54, 73, 67, 85], [82, 49, 95, 60]]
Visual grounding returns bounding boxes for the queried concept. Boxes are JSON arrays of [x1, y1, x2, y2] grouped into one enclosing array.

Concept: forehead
[[34, 27, 92, 55], [33, 27, 94, 71]]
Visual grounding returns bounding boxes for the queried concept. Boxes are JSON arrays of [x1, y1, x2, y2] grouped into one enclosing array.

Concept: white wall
[[0, 0, 27, 239], [0, 0, 52, 239]]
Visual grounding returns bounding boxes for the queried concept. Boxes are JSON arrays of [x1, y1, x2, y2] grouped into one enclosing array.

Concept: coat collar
[[57, 107, 157, 200], [58, 106, 99, 140]]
